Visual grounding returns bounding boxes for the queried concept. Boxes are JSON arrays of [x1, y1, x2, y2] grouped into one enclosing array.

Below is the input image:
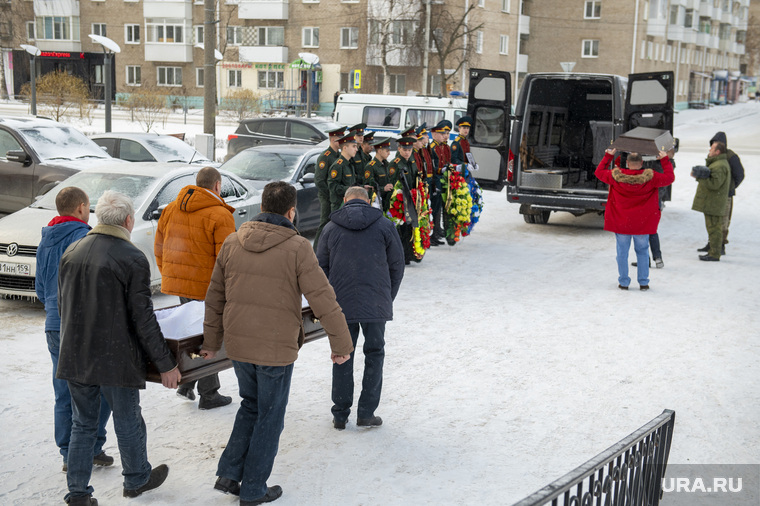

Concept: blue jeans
[[46, 331, 110, 461], [217, 361, 293, 501], [616, 234, 650, 287], [332, 322, 385, 422], [66, 383, 152, 501]]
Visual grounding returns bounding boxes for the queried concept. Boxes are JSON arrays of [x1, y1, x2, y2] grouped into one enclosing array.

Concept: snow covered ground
[[0, 102, 758, 505]]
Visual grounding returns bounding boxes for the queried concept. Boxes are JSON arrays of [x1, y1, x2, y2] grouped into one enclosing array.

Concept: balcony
[[238, 0, 289, 20], [719, 38, 731, 52], [519, 15, 530, 36], [698, 2, 716, 18], [734, 43, 745, 55], [696, 32, 709, 46], [683, 29, 697, 44], [37, 40, 82, 53], [239, 45, 288, 63], [667, 25, 684, 41], [34, 1, 79, 17], [517, 53, 528, 73], [709, 35, 719, 49], [720, 10, 731, 23], [143, 0, 192, 19], [646, 19, 667, 38], [144, 43, 193, 63]]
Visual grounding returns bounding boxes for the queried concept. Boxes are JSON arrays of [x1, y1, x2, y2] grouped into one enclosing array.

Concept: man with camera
[[690, 141, 731, 262]]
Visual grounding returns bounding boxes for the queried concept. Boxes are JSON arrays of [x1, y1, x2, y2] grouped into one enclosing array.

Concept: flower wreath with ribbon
[[386, 181, 432, 260], [440, 167, 473, 244]]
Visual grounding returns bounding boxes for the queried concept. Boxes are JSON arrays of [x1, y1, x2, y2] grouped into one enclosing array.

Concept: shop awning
[[290, 59, 313, 69], [690, 71, 712, 79]]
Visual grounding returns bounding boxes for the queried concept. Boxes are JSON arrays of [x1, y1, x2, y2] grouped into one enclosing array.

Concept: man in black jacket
[[317, 186, 405, 430], [698, 132, 745, 254], [57, 190, 181, 506]]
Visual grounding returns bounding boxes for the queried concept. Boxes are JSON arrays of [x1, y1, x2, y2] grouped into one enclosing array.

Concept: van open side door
[[466, 68, 512, 191], [624, 72, 674, 133]]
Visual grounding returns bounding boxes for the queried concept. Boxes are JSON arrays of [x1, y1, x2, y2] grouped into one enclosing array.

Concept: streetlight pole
[[88, 34, 121, 133], [20, 44, 40, 116]]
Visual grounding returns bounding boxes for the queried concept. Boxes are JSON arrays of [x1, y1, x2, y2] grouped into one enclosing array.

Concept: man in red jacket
[[595, 149, 674, 291]]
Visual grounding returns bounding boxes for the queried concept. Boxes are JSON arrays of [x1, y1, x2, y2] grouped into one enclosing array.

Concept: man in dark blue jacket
[[35, 186, 113, 473], [317, 186, 404, 430]]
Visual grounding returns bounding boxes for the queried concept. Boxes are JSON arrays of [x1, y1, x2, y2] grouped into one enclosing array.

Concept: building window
[[430, 28, 443, 51], [27, 21, 35, 40], [36, 16, 79, 41], [146, 19, 184, 43], [228, 69, 242, 88], [501, 0, 510, 12], [302, 27, 319, 48], [340, 72, 350, 91], [478, 0, 485, 7], [157, 66, 182, 86], [684, 9, 693, 28], [476, 31, 483, 54], [256, 26, 284, 46], [125, 24, 140, 44], [258, 70, 284, 89], [670, 5, 679, 25], [341, 27, 359, 49], [375, 74, 406, 94], [93, 65, 103, 84], [582, 39, 599, 57], [227, 26, 243, 45], [584, 0, 601, 19], [195, 25, 204, 45], [392, 21, 415, 44], [196, 67, 204, 87], [126, 65, 141, 86], [92, 23, 106, 37], [499, 35, 509, 55]]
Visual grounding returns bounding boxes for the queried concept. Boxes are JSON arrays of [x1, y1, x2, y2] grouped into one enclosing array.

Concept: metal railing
[[513, 409, 676, 506]]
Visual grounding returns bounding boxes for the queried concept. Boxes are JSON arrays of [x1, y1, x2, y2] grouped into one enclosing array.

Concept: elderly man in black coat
[[57, 190, 181, 506], [317, 186, 405, 430]]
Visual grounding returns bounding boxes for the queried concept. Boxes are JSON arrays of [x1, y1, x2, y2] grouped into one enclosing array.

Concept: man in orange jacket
[[155, 166, 235, 409]]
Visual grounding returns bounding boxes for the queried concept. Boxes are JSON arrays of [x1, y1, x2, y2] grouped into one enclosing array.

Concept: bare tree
[[20, 71, 92, 121], [745, 15, 760, 77], [221, 88, 261, 120], [428, 3, 483, 96], [367, 0, 423, 94], [123, 83, 169, 132]]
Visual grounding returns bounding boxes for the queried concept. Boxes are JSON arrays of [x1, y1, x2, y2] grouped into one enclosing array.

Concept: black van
[[466, 69, 675, 224]]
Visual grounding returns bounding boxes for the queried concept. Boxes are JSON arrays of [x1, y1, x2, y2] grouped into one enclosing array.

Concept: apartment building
[[526, 0, 752, 108], [3, 0, 522, 112]]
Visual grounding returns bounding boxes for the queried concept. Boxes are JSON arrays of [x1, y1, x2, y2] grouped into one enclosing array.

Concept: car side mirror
[[37, 180, 61, 197], [299, 172, 315, 184], [6, 150, 31, 165], [151, 208, 163, 220]]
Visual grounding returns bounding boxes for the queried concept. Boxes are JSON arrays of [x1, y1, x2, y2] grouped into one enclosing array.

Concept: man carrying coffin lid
[[313, 125, 346, 251], [202, 181, 352, 505]]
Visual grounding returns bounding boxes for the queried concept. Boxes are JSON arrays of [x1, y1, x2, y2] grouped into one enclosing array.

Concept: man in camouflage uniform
[[328, 133, 360, 212], [313, 125, 346, 250]]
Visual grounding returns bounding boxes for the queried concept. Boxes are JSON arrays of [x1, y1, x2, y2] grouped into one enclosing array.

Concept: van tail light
[[507, 149, 514, 183], [227, 134, 238, 141]]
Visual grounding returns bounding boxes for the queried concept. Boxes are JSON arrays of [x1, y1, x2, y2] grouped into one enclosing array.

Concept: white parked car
[[90, 132, 217, 167], [0, 163, 259, 298]]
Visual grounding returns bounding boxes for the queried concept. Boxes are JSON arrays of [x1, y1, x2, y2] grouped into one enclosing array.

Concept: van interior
[[517, 78, 616, 192]]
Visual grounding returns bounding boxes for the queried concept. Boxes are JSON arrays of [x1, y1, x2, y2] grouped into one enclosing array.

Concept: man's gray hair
[[96, 190, 135, 226], [345, 186, 369, 201]]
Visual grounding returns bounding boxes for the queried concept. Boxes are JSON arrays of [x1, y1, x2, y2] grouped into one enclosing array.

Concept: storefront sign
[[39, 52, 85, 59]]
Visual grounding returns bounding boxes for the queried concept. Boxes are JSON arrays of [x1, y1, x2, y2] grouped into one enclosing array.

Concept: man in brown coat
[[202, 181, 352, 505], [155, 166, 234, 409]]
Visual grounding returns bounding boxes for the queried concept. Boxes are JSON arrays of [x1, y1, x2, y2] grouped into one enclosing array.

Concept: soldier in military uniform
[[327, 133, 360, 211], [368, 137, 394, 210], [429, 120, 452, 244], [388, 137, 419, 264], [450, 116, 472, 167], [313, 125, 346, 250], [346, 123, 372, 185]]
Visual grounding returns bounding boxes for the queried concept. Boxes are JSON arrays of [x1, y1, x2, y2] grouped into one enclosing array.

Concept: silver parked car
[[90, 132, 217, 166], [0, 163, 259, 298]]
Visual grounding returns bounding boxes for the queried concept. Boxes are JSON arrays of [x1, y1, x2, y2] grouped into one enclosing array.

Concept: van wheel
[[533, 211, 551, 225]]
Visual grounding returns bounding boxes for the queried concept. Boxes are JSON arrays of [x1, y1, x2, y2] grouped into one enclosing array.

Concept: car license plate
[[0, 261, 32, 276]]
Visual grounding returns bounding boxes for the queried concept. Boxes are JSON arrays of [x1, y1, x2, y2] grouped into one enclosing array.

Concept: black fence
[[513, 409, 676, 506]]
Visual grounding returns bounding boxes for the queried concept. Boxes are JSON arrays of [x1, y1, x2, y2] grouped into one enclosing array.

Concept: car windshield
[[143, 136, 211, 163], [20, 125, 110, 160], [222, 150, 303, 181], [32, 171, 158, 211], [310, 120, 342, 134]]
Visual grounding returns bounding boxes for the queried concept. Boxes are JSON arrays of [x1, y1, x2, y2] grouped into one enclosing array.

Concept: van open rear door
[[624, 72, 674, 133], [466, 68, 512, 191]]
